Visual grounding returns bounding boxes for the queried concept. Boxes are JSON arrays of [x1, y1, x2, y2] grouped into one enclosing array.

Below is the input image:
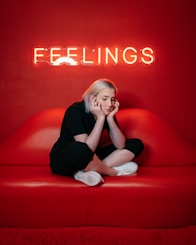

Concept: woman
[[50, 78, 144, 186]]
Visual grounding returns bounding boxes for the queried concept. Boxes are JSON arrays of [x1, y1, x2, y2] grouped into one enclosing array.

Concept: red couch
[[0, 108, 196, 244]]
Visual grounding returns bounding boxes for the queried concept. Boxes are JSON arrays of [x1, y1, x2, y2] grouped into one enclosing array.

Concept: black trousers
[[50, 138, 144, 176]]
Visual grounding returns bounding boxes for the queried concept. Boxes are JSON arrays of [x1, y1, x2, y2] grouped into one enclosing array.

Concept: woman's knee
[[125, 138, 144, 157], [65, 141, 94, 170], [50, 141, 94, 176], [68, 141, 94, 163]]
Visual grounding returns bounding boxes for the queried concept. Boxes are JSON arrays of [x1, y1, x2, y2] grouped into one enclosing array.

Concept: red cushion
[[0, 165, 196, 228]]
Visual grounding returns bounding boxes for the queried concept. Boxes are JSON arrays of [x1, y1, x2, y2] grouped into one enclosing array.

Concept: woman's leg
[[97, 138, 144, 168], [50, 141, 118, 176], [103, 148, 135, 167], [51, 138, 143, 177], [84, 154, 117, 176], [84, 138, 144, 175]]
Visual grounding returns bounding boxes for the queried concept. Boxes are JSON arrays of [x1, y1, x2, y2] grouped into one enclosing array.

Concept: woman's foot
[[74, 170, 104, 186], [113, 162, 138, 176]]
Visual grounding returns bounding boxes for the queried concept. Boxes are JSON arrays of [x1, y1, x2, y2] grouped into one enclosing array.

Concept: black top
[[50, 101, 118, 157]]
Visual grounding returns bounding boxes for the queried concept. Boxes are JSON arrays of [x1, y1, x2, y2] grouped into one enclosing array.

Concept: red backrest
[[117, 109, 196, 166], [0, 108, 64, 165], [0, 108, 195, 166]]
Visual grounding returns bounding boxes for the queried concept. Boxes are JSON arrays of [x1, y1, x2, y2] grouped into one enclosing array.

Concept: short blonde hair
[[83, 78, 117, 113]]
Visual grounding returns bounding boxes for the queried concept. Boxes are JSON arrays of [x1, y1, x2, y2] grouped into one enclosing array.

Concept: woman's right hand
[[90, 96, 105, 120]]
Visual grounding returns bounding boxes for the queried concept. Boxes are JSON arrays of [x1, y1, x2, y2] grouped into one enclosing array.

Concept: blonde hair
[[83, 78, 117, 113]]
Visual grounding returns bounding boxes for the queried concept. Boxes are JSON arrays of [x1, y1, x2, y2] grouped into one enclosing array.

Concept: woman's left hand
[[107, 100, 120, 118]]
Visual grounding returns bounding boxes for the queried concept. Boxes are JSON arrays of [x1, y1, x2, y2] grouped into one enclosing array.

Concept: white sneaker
[[113, 162, 138, 176], [74, 171, 104, 186]]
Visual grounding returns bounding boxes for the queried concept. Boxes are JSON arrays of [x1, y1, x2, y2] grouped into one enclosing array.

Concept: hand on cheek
[[108, 100, 119, 117], [90, 96, 105, 118]]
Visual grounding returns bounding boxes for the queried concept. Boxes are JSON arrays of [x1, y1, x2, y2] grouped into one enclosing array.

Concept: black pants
[[50, 138, 144, 176]]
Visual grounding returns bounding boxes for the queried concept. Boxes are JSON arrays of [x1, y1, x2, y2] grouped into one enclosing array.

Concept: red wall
[[1, 0, 196, 145]]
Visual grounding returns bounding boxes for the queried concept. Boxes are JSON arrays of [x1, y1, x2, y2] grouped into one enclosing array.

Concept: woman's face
[[95, 88, 116, 115]]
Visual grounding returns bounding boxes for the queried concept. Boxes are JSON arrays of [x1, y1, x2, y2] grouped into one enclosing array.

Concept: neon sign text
[[33, 46, 154, 66]]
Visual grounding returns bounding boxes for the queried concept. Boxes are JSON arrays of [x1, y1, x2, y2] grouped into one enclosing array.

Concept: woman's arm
[[107, 101, 126, 149], [74, 97, 105, 152], [74, 116, 105, 152]]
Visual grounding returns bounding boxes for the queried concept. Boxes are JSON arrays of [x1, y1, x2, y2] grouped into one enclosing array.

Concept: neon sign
[[33, 46, 154, 66]]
